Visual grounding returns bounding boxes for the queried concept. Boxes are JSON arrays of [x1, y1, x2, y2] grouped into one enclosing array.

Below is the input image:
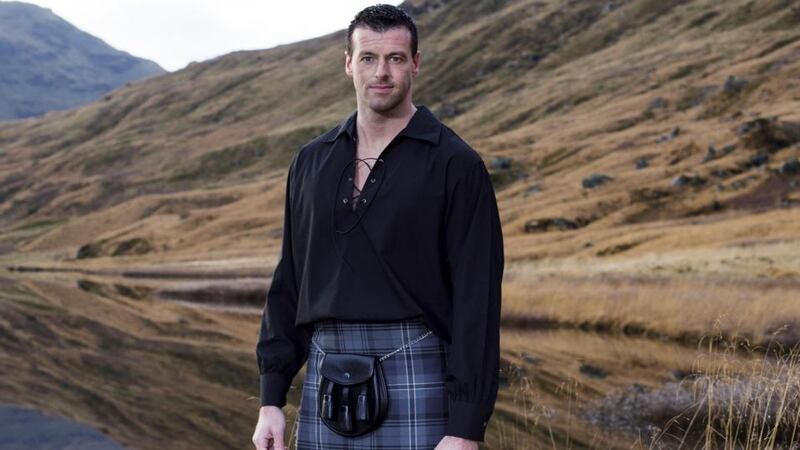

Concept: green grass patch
[[537, 146, 583, 173], [764, 5, 800, 31], [713, 0, 795, 31], [77, 240, 108, 259], [111, 238, 152, 256], [6, 218, 66, 232], [697, 77, 767, 119], [168, 125, 327, 184]]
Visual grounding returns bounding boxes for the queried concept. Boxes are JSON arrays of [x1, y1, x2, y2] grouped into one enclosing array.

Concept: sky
[[17, 0, 403, 72]]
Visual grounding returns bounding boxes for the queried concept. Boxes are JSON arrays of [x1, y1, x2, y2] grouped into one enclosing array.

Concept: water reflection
[[0, 404, 124, 450], [0, 271, 766, 449]]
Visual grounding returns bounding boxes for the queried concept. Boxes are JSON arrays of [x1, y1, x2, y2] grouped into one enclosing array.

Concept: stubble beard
[[362, 81, 410, 115]]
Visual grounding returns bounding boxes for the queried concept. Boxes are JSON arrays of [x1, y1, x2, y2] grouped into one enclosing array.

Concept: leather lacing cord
[[348, 157, 380, 203], [332, 156, 385, 235]]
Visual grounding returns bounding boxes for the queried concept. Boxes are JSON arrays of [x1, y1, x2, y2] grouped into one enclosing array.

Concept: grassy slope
[[0, 0, 796, 273], [0, 0, 797, 275]]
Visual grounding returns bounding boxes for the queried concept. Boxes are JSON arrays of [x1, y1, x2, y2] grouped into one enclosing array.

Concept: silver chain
[[311, 330, 433, 363], [378, 330, 433, 362]]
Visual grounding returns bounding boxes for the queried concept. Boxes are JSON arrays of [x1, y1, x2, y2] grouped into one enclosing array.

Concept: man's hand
[[252, 406, 286, 450], [434, 435, 480, 450]]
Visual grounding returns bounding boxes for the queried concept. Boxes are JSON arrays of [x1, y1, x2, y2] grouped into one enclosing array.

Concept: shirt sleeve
[[442, 159, 505, 441], [256, 153, 311, 408]]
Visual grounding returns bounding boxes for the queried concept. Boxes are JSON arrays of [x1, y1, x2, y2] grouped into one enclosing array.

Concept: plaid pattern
[[294, 318, 450, 450]]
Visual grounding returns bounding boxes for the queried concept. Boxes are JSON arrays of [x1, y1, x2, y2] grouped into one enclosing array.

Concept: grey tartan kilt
[[294, 317, 450, 450]]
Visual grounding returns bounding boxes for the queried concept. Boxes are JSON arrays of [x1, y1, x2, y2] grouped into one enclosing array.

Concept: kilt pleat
[[294, 317, 450, 450]]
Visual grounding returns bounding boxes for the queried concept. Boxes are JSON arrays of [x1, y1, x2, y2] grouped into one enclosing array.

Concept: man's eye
[[361, 56, 373, 62], [390, 56, 402, 63]]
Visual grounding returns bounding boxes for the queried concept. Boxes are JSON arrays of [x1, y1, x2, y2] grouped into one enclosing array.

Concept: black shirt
[[256, 104, 504, 441]]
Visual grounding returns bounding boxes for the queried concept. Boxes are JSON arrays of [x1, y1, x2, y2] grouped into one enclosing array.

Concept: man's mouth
[[369, 85, 393, 91]]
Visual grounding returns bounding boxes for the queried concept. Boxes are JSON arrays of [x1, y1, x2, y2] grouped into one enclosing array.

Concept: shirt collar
[[323, 104, 442, 145]]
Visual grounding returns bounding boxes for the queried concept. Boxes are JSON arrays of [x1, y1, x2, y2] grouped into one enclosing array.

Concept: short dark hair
[[346, 4, 418, 56]]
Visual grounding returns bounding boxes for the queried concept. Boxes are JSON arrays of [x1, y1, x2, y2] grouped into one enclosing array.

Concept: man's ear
[[411, 51, 421, 77], [345, 51, 353, 78]]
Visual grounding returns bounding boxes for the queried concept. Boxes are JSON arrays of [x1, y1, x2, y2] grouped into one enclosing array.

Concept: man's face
[[345, 26, 420, 115]]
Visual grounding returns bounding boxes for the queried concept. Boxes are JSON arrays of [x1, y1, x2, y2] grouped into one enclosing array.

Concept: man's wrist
[[445, 435, 478, 443], [441, 435, 480, 449], [260, 405, 282, 414]]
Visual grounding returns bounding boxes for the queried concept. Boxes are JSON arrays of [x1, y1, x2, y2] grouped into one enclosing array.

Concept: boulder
[[710, 167, 743, 178], [600, 2, 618, 14], [579, 363, 608, 379], [523, 184, 542, 196], [656, 126, 681, 143], [723, 75, 748, 93], [630, 187, 671, 202], [703, 143, 737, 163], [582, 173, 614, 189], [780, 157, 800, 175], [703, 144, 718, 163], [671, 174, 707, 187], [521, 352, 540, 364], [437, 102, 459, 119], [489, 156, 513, 170], [523, 217, 593, 233], [730, 179, 748, 190], [646, 97, 668, 111], [744, 153, 769, 169], [736, 117, 800, 152]]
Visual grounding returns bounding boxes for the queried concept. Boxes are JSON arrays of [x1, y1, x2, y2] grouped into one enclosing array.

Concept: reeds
[[645, 334, 800, 449], [488, 327, 800, 449]]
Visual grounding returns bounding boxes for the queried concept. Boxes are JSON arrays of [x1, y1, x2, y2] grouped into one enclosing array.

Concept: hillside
[[0, 0, 798, 278], [0, 1, 166, 121]]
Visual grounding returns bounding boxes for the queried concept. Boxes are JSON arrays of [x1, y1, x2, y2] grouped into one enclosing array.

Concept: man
[[253, 4, 503, 450]]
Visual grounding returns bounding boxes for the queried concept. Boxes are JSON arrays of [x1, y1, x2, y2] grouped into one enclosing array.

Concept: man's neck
[[355, 102, 417, 152]]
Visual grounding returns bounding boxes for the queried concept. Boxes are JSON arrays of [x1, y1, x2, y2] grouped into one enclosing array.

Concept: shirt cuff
[[445, 398, 490, 442], [260, 372, 294, 408]]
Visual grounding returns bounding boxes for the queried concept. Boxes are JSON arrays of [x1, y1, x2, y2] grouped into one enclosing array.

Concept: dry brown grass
[[503, 268, 800, 348], [645, 342, 800, 449], [485, 326, 728, 448], [491, 326, 800, 449]]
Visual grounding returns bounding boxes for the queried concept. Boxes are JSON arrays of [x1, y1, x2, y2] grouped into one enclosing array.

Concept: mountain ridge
[[0, 1, 166, 121]]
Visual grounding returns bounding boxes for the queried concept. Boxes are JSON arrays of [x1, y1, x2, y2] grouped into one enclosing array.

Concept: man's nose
[[375, 58, 390, 78]]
